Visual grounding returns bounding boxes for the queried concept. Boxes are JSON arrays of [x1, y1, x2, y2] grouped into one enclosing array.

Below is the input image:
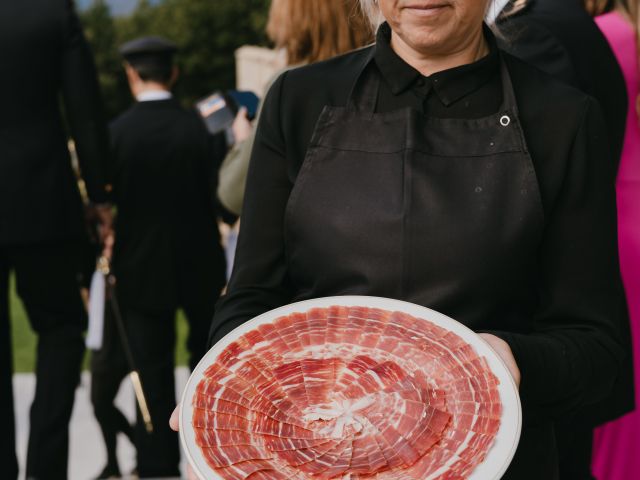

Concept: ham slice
[[192, 306, 502, 479]]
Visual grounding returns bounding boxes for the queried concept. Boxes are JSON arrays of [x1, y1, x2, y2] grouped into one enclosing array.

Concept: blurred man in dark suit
[[90, 36, 227, 478], [0, 0, 112, 478], [498, 0, 628, 171], [498, 1, 633, 478]]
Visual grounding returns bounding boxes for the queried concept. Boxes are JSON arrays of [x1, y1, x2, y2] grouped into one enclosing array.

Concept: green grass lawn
[[10, 274, 190, 373]]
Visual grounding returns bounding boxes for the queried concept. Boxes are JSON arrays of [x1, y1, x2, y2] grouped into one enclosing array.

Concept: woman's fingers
[[479, 333, 521, 387], [169, 404, 180, 432], [187, 464, 199, 480], [232, 106, 253, 143], [169, 404, 199, 479]]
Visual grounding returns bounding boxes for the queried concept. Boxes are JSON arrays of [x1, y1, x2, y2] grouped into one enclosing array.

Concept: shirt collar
[[374, 22, 500, 106], [136, 90, 173, 102]]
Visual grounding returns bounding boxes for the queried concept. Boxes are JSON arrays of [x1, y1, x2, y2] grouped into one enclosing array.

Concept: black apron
[[284, 55, 557, 479]]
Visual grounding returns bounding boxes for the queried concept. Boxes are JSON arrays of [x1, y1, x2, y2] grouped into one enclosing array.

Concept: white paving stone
[[13, 368, 190, 480]]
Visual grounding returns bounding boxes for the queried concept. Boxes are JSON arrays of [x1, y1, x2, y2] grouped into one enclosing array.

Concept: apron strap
[[497, 53, 529, 152], [498, 52, 520, 117]]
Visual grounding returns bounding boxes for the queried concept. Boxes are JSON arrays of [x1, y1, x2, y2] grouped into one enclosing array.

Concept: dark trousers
[[90, 301, 132, 474], [124, 308, 180, 478], [0, 242, 86, 480], [90, 366, 132, 472], [90, 295, 214, 478]]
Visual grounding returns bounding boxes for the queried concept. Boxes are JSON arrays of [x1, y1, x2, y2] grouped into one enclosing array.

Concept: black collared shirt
[[374, 22, 502, 117]]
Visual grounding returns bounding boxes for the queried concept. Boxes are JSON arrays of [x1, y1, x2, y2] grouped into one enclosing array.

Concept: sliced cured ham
[[192, 305, 503, 479]]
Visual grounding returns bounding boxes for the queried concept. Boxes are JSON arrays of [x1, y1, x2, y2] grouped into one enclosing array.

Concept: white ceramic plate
[[180, 296, 522, 480]]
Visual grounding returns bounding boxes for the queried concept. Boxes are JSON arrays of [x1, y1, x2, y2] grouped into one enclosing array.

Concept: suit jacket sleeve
[[209, 73, 294, 346], [60, 0, 111, 203], [494, 97, 628, 423], [217, 132, 255, 216]]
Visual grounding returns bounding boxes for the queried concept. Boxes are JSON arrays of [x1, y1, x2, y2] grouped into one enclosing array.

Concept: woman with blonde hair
[[589, 1, 640, 478]]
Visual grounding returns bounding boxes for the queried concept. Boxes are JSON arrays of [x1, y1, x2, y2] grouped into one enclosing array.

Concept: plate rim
[[179, 295, 522, 480]]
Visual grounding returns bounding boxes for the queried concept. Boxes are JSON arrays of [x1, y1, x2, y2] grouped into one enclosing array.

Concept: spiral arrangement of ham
[[192, 306, 502, 480]]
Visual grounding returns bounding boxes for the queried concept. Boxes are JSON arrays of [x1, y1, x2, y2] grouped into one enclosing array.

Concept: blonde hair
[[358, 0, 383, 28], [267, 0, 374, 66]]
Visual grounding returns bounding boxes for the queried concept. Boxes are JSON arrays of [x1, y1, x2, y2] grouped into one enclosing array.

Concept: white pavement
[[13, 368, 190, 480]]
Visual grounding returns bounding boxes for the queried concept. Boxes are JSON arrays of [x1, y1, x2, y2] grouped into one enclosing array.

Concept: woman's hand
[[479, 333, 521, 388], [169, 404, 179, 431], [169, 405, 199, 480], [232, 107, 253, 144]]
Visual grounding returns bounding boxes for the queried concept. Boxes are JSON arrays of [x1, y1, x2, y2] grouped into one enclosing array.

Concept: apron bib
[[284, 54, 553, 479]]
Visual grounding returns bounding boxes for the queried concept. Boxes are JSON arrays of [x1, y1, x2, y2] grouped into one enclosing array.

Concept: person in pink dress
[[592, 1, 640, 479]]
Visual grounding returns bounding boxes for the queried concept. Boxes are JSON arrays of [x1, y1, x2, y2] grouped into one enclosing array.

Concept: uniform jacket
[[110, 98, 227, 312]]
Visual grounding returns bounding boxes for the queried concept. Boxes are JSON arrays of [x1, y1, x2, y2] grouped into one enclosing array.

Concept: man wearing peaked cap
[[90, 34, 228, 478], [118, 36, 180, 99]]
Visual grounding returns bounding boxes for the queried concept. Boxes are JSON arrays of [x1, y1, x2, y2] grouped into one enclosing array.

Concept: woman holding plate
[[173, 0, 628, 478]]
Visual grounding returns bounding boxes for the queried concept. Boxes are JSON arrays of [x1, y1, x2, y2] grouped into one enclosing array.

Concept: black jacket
[[499, 0, 634, 425], [0, 0, 110, 245], [110, 99, 227, 313]]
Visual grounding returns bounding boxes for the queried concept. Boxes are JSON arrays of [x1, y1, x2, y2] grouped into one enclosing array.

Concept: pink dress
[[592, 11, 640, 480]]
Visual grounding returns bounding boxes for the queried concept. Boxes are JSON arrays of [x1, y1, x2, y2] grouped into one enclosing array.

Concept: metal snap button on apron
[[500, 115, 511, 126]]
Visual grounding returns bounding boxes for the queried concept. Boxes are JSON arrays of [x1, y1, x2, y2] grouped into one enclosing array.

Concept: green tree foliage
[[81, 0, 271, 120], [81, 0, 132, 120]]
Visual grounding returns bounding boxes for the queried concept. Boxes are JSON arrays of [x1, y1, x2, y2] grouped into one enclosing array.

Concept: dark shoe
[[95, 464, 121, 479]]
